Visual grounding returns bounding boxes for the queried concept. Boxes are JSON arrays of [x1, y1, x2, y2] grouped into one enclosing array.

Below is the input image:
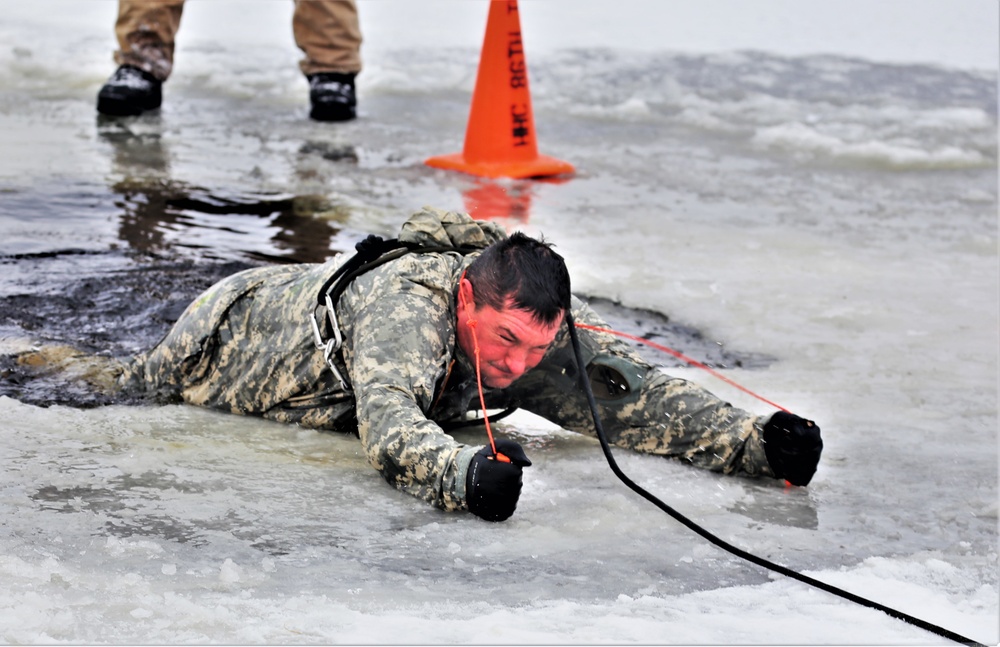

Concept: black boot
[[97, 65, 163, 116], [308, 72, 357, 122]]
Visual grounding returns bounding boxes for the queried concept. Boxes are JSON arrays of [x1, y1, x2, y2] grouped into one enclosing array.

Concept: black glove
[[763, 411, 823, 486], [466, 439, 532, 522]]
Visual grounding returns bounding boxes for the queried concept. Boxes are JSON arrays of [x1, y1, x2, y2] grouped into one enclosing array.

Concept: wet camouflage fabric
[[119, 206, 774, 513]]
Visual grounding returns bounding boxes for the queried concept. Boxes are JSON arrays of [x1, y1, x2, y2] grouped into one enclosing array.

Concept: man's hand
[[466, 439, 531, 521], [763, 411, 823, 486]]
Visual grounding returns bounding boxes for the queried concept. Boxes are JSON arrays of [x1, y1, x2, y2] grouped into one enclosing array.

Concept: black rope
[[565, 313, 984, 647]]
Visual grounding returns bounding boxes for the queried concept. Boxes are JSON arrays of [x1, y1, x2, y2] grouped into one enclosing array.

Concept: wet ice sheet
[[0, 398, 995, 644], [0, 0, 997, 644]]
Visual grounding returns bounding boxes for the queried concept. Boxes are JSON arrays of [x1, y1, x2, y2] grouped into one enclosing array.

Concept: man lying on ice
[[23, 207, 823, 521]]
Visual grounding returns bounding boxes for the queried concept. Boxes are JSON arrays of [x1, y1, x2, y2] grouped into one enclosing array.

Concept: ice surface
[[0, 1, 996, 644]]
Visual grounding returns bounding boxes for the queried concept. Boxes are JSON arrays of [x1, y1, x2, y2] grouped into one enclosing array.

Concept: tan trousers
[[113, 0, 362, 81]]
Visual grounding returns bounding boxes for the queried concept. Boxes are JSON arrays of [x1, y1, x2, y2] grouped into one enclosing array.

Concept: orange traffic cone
[[425, 0, 574, 179]]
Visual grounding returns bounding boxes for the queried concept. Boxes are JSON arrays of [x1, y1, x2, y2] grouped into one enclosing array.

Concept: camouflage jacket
[[121, 207, 774, 512]]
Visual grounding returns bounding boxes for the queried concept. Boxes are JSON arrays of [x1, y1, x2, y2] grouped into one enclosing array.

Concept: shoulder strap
[[311, 234, 519, 420], [316, 234, 481, 308], [316, 235, 407, 307], [310, 233, 481, 388]]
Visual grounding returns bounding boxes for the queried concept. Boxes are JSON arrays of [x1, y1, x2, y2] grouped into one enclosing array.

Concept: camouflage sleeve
[[337, 253, 480, 511], [507, 297, 775, 478]]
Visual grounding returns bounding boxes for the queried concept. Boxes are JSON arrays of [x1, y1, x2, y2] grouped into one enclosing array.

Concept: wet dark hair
[[464, 232, 571, 326]]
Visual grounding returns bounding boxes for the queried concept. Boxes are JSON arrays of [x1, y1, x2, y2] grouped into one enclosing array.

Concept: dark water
[[0, 176, 771, 409]]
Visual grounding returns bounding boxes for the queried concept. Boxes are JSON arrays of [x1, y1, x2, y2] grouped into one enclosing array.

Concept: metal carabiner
[[310, 295, 350, 392], [323, 338, 350, 392]]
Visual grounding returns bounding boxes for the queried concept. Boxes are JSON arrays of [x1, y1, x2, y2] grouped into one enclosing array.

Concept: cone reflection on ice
[[462, 180, 533, 223], [425, 0, 574, 179]]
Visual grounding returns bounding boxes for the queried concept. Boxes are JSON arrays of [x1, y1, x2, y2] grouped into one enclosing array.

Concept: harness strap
[[315, 235, 408, 308], [310, 234, 480, 392]]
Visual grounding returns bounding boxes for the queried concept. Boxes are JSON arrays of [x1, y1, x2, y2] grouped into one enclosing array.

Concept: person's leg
[[98, 0, 185, 116], [113, 0, 186, 81], [13, 345, 126, 399], [292, 0, 362, 121], [292, 0, 362, 75]]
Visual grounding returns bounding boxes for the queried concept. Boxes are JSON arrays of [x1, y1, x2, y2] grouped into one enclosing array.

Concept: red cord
[[459, 272, 508, 460], [573, 322, 790, 413]]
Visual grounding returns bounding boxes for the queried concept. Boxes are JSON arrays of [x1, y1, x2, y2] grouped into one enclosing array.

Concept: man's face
[[457, 282, 563, 389]]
